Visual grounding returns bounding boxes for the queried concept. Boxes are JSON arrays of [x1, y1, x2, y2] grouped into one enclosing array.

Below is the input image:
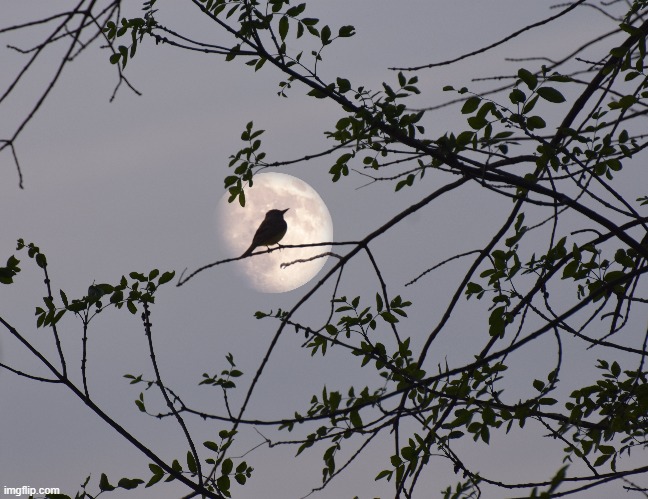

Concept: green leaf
[[158, 271, 175, 285], [336, 77, 351, 93], [461, 96, 480, 114], [117, 477, 144, 490], [338, 25, 355, 37], [149, 463, 164, 476], [375, 293, 384, 312], [522, 95, 539, 114], [526, 115, 546, 130], [548, 465, 568, 491], [395, 173, 415, 191], [537, 87, 566, 103], [217, 475, 231, 493], [222, 458, 233, 475], [509, 88, 526, 104], [467, 115, 488, 130], [349, 409, 362, 428], [456, 130, 474, 147], [278, 16, 289, 41], [146, 473, 164, 488], [99, 473, 115, 492], [401, 446, 416, 461], [35, 253, 47, 269], [488, 306, 507, 337], [517, 68, 538, 90], [380, 311, 399, 324], [321, 25, 331, 44], [187, 451, 197, 474]]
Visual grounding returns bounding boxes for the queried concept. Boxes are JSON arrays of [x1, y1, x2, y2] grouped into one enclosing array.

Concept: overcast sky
[[1, 2, 644, 498]]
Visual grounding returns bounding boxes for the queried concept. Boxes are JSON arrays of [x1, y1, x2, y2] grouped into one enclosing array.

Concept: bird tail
[[241, 244, 255, 258]]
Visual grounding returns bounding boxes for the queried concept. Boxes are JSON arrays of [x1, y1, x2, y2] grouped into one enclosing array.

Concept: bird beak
[[282, 208, 289, 213]]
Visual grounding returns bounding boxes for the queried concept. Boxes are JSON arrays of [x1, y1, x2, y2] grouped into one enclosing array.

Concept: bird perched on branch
[[241, 208, 289, 258]]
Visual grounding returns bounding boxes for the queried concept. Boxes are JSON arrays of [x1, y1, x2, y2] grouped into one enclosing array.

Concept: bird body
[[241, 208, 289, 258]]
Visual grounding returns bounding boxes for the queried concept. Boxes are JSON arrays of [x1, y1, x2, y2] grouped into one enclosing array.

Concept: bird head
[[266, 208, 289, 218]]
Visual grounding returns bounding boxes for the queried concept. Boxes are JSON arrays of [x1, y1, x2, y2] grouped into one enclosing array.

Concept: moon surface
[[216, 173, 333, 293]]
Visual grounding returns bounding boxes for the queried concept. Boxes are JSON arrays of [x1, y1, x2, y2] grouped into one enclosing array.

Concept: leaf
[[522, 95, 539, 114], [401, 446, 416, 461], [320, 25, 331, 44], [117, 477, 144, 490], [99, 473, 115, 492], [461, 96, 480, 114], [158, 271, 175, 284], [526, 115, 546, 130], [349, 409, 362, 428], [146, 473, 164, 488], [548, 465, 569, 491], [395, 173, 415, 191], [285, 3, 305, 16], [537, 86, 566, 103], [488, 306, 506, 337], [148, 463, 164, 476], [217, 475, 231, 494], [375, 469, 393, 481], [222, 458, 233, 475], [517, 68, 537, 90], [380, 311, 399, 324], [187, 451, 197, 474], [467, 116, 488, 130], [336, 77, 351, 93], [509, 88, 526, 104], [338, 25, 355, 37], [375, 293, 384, 312], [279, 16, 289, 41], [35, 253, 47, 269], [130, 271, 147, 282]]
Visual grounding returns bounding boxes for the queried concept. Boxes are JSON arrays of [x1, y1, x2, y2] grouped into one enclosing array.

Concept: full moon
[[216, 173, 333, 293]]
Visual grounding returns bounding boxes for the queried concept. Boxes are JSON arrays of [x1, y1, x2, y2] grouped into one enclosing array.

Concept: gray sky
[[1, 2, 645, 498]]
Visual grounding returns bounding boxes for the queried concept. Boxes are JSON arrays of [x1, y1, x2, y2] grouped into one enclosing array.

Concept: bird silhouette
[[241, 208, 289, 258]]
